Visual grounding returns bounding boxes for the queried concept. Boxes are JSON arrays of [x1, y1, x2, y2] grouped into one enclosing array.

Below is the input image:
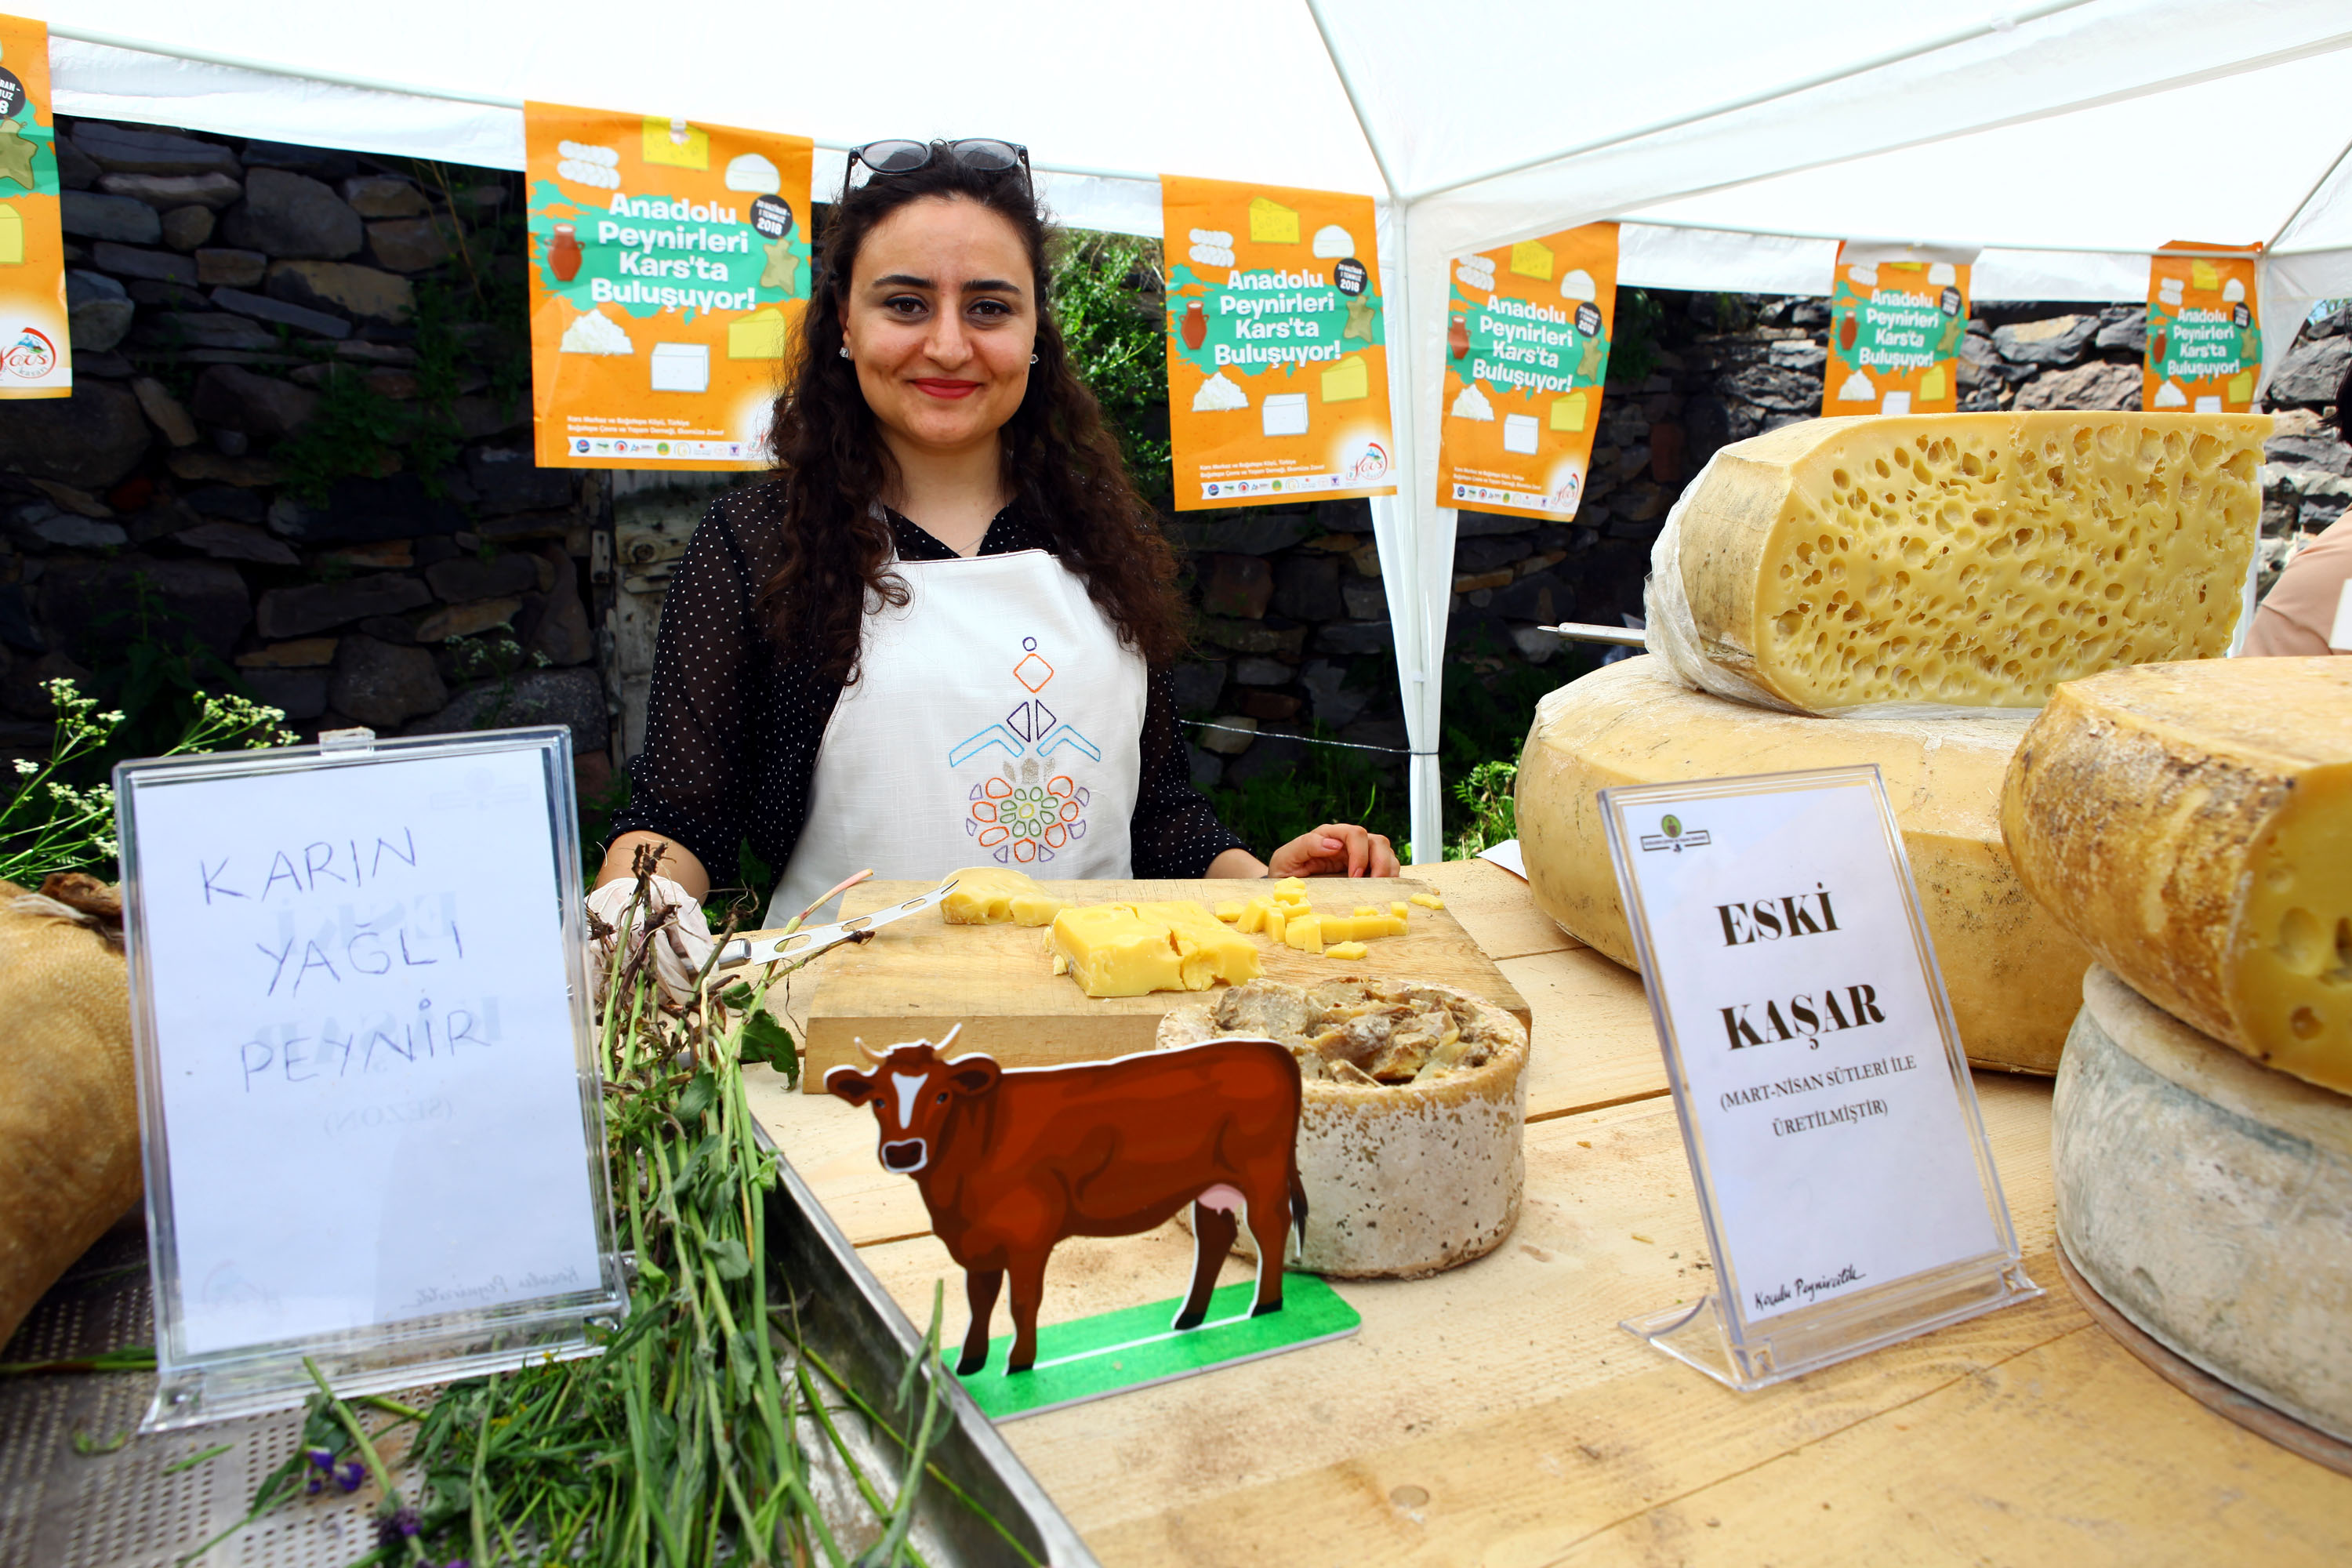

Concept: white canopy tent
[[47, 0, 2352, 860]]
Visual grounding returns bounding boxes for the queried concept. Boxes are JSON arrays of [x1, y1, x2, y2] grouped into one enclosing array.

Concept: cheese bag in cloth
[[1646, 412, 2267, 716], [0, 876, 140, 1348]]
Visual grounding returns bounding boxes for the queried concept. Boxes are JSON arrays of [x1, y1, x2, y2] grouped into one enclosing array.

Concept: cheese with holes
[[2002, 659, 2352, 1093], [2055, 965, 2352, 1440], [1671, 412, 2267, 711], [941, 866, 1065, 926], [1519, 655, 2092, 1073]]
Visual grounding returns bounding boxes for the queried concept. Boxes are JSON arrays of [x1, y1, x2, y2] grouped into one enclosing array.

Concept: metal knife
[[714, 878, 959, 971]]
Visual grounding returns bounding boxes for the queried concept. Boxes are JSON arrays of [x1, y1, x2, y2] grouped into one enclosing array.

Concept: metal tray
[[0, 1153, 1095, 1566]]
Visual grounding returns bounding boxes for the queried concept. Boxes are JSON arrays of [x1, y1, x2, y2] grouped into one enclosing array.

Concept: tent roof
[[46, 0, 2352, 287]]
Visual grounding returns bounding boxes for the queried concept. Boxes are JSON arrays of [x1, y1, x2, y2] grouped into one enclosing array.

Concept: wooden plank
[[793, 877, 1530, 1091], [1411, 858, 1583, 962], [1504, 946, 1667, 1121], [843, 1078, 2118, 1558]]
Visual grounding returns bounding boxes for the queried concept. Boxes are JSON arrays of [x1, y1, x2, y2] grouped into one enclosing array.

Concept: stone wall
[[0, 119, 612, 789]]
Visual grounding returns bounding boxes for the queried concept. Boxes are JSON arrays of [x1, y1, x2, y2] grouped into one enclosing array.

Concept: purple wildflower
[[304, 1475, 322, 1496], [306, 1446, 336, 1470], [334, 1460, 365, 1493], [374, 1507, 420, 1549]]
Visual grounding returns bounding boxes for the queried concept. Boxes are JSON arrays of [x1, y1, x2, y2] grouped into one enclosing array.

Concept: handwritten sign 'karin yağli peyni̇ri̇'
[[115, 728, 622, 1428]]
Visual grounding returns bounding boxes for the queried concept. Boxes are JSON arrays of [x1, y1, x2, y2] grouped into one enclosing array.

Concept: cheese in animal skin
[[2002, 658, 2352, 1094], [1670, 412, 2267, 711], [1518, 655, 2093, 1073], [2055, 965, 2352, 1441], [940, 866, 1065, 926]]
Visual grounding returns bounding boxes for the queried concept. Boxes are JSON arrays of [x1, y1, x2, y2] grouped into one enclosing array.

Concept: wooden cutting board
[[784, 877, 1530, 1091]]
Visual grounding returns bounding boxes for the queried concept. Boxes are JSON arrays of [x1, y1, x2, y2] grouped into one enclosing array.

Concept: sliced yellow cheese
[[2227, 370, 2255, 405], [941, 866, 1065, 926], [640, 118, 710, 170], [1264, 902, 1289, 943], [1918, 363, 1946, 402], [1391, 901, 1410, 919], [1671, 412, 2268, 712], [1318, 912, 1408, 942], [1214, 901, 1246, 922], [1519, 655, 2095, 1074], [1550, 392, 1588, 433], [1410, 893, 1446, 910], [1321, 354, 1370, 403], [1235, 896, 1272, 934], [1509, 239, 1553, 281], [1326, 941, 1370, 960], [727, 307, 791, 361], [2002, 659, 2352, 1093], [1249, 197, 1301, 245], [1049, 905, 1186, 997]]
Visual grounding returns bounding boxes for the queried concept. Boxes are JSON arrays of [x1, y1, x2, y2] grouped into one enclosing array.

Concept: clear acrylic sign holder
[[116, 727, 626, 1429], [1602, 765, 2038, 1392]]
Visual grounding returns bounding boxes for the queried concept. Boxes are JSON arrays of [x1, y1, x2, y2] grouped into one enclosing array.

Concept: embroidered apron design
[[769, 550, 1145, 924]]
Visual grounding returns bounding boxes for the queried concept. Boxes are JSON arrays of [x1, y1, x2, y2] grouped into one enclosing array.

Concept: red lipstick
[[913, 379, 980, 400]]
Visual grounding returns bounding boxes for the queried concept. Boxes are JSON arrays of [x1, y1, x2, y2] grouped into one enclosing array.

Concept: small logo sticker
[[1640, 813, 1711, 853]]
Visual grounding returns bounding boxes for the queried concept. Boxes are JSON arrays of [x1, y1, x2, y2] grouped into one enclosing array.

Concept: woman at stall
[[595, 138, 1396, 927]]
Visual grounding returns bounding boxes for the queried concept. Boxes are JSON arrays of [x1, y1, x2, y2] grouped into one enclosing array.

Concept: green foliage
[[1445, 760, 1519, 861], [1209, 724, 1408, 861], [270, 365, 412, 506], [85, 573, 252, 761], [1052, 231, 1173, 508], [2, 678, 292, 885]]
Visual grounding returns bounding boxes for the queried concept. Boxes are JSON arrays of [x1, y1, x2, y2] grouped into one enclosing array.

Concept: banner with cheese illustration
[[1160, 175, 1395, 510], [1820, 244, 1971, 418], [525, 103, 811, 469], [0, 16, 68, 400], [2143, 242, 2262, 414], [1434, 223, 1618, 520]]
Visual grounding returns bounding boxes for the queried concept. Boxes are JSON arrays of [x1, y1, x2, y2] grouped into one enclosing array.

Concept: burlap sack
[[0, 874, 140, 1349]]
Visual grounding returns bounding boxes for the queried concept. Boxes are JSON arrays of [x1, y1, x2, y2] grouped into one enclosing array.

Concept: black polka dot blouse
[[608, 480, 1249, 886]]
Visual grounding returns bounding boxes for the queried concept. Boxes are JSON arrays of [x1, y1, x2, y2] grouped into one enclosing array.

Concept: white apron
[[768, 549, 1147, 925]]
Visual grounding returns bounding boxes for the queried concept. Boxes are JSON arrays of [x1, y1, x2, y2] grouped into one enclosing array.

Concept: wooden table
[[746, 859, 2352, 1565]]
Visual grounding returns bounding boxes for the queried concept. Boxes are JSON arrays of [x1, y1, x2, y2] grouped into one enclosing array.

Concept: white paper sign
[[126, 742, 605, 1359], [1612, 775, 1999, 1321]]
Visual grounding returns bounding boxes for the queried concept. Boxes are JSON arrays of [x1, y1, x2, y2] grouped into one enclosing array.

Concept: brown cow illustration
[[826, 1027, 1306, 1376]]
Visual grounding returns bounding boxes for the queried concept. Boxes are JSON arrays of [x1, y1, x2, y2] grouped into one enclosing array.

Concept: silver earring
[[839, 345, 851, 359], [1029, 354, 1039, 365]]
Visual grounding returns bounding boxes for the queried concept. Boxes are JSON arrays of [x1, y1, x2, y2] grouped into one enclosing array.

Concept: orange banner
[[525, 103, 811, 469], [1434, 223, 1618, 520], [1160, 175, 1395, 510], [1820, 245, 1970, 417], [0, 16, 67, 399], [2144, 242, 2262, 413]]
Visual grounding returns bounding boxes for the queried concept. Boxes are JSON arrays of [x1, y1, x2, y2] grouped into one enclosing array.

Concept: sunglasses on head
[[844, 138, 1032, 199]]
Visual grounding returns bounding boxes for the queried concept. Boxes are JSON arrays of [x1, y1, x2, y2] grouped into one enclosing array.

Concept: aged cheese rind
[[1674, 412, 2267, 711], [1518, 655, 2092, 1073], [1157, 982, 1527, 1279], [2002, 658, 2352, 1093], [2055, 965, 2352, 1442]]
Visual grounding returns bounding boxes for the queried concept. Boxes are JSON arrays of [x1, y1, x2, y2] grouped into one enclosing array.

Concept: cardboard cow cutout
[[826, 1025, 1305, 1375]]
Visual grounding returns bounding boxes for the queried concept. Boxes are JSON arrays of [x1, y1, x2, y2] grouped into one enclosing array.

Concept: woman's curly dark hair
[[759, 151, 1183, 684]]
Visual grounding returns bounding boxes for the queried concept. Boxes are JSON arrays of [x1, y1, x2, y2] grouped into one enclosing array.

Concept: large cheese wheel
[[2055, 964, 2352, 1442], [2002, 658, 2352, 1094], [1517, 655, 2092, 1073], [1668, 412, 2265, 711]]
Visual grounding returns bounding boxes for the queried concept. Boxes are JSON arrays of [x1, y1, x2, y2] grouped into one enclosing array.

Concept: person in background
[[593, 139, 1396, 960], [2245, 356, 2352, 656]]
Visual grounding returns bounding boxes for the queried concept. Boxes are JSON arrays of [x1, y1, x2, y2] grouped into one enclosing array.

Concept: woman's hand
[[1266, 823, 1400, 880]]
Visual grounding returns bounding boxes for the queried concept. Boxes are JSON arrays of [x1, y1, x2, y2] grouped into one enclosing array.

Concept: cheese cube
[[1215, 901, 1245, 922], [942, 866, 1065, 926], [1284, 913, 1324, 953], [1550, 392, 1588, 433], [1321, 354, 1370, 403], [1318, 913, 1407, 942], [1264, 902, 1289, 944], [1275, 877, 1308, 894], [1410, 893, 1446, 910], [2003, 659, 2352, 1093], [1392, 902, 1410, 919], [1669, 412, 2268, 712], [1050, 906, 1186, 997], [1352, 906, 1378, 918], [728, 307, 790, 360], [1326, 941, 1370, 960], [1236, 896, 1272, 934], [1249, 197, 1300, 245], [1509, 239, 1554, 281]]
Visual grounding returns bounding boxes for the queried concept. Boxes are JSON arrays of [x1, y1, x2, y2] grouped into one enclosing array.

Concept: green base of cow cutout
[[953, 1274, 1359, 1422]]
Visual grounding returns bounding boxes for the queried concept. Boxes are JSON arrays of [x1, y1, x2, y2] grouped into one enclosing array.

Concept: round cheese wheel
[[1517, 655, 2094, 1073], [1157, 981, 1526, 1279], [2002, 658, 2352, 1094], [2056, 964, 2352, 1442]]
